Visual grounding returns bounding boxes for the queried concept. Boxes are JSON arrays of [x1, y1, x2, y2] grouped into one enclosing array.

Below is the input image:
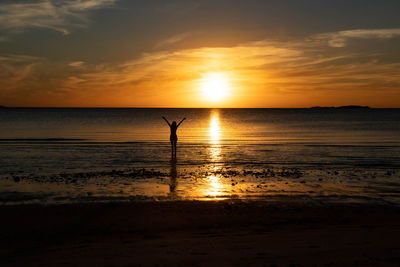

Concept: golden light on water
[[209, 110, 222, 164], [209, 111, 221, 144], [205, 175, 226, 198], [203, 110, 226, 198], [201, 72, 230, 102]]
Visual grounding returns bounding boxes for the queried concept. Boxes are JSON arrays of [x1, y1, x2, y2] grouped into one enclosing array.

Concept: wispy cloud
[[0, 54, 43, 99], [1, 31, 400, 107], [68, 61, 85, 68], [155, 33, 192, 48], [315, 28, 400, 47], [0, 0, 116, 36]]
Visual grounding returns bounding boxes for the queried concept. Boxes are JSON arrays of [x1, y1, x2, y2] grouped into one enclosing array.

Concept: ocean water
[[1, 108, 400, 204]]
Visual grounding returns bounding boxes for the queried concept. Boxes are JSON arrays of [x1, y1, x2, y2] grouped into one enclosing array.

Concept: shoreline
[[2, 200, 400, 266], [2, 164, 399, 206]]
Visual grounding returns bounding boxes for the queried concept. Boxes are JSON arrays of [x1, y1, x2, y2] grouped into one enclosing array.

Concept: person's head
[[172, 121, 177, 126]]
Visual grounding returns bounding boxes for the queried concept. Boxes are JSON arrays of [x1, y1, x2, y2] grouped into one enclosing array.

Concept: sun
[[201, 72, 230, 102]]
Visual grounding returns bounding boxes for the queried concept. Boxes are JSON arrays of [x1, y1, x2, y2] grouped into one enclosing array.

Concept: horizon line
[[2, 106, 400, 109]]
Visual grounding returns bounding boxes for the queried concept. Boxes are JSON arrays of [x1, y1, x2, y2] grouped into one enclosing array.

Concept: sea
[[1, 108, 400, 205]]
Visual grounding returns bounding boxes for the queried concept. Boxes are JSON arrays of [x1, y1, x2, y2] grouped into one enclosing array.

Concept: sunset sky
[[0, 0, 399, 108]]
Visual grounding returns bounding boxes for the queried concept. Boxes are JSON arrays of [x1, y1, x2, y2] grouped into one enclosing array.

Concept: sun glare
[[201, 73, 230, 102]]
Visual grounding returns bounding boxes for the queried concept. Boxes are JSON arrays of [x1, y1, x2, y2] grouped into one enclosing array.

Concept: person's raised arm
[[177, 117, 186, 127], [162, 116, 171, 126]]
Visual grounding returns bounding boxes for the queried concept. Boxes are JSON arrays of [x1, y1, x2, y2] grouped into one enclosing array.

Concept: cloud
[[0, 0, 116, 35], [0, 54, 43, 99], [155, 33, 192, 48], [68, 61, 85, 67], [1, 31, 400, 107], [315, 28, 400, 47]]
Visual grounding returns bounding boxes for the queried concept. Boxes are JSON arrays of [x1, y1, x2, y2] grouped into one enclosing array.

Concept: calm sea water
[[1, 108, 400, 204]]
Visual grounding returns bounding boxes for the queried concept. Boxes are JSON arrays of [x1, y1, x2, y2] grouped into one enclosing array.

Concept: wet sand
[[1, 200, 400, 266]]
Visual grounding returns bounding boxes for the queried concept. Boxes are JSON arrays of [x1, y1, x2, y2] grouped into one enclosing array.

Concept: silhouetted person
[[162, 116, 185, 159]]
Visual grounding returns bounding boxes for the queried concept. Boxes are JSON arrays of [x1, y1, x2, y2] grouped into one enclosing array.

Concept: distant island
[[310, 105, 371, 110], [0, 105, 5, 108]]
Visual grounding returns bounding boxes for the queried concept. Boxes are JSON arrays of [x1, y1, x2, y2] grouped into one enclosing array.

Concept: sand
[[1, 200, 400, 266]]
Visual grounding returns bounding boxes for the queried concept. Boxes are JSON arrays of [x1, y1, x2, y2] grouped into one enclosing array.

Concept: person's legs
[[170, 141, 174, 159], [174, 141, 177, 158]]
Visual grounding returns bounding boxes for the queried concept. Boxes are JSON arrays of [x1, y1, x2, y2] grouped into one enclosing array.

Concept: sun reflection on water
[[205, 175, 227, 198], [203, 110, 227, 198], [209, 110, 222, 164], [209, 111, 221, 144]]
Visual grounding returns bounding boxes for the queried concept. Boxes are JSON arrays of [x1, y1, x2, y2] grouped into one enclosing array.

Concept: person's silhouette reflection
[[168, 159, 178, 198]]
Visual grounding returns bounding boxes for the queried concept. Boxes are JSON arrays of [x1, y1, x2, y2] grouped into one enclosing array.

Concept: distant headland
[[310, 105, 371, 110]]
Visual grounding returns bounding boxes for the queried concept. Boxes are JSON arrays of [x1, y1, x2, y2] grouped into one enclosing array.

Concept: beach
[[1, 108, 400, 265], [2, 200, 400, 266]]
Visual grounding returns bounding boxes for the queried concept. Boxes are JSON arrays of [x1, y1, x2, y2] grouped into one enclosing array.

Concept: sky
[[0, 0, 399, 108]]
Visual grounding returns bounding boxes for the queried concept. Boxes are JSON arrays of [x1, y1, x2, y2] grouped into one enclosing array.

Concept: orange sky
[[0, 1, 399, 107]]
